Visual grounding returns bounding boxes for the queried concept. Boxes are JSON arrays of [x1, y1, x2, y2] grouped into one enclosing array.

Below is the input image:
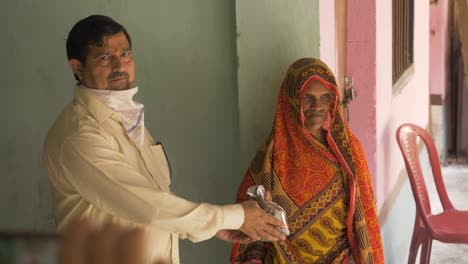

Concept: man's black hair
[[66, 15, 132, 80]]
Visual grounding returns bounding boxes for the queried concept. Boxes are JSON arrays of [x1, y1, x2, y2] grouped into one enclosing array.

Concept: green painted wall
[[236, 0, 320, 170], [0, 0, 320, 263]]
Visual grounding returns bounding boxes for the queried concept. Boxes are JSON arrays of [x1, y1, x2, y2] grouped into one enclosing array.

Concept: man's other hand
[[59, 219, 167, 264]]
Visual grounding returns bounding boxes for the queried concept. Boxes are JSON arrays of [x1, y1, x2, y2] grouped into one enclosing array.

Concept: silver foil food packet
[[246, 185, 290, 237]]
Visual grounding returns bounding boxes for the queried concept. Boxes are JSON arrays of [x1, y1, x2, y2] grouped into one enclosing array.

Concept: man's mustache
[[107, 72, 129, 81]]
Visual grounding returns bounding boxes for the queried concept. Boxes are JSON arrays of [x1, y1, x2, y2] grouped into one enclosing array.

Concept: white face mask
[[81, 85, 145, 148]]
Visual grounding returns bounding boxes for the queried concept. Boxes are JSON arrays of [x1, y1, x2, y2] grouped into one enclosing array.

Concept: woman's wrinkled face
[[300, 80, 333, 134]]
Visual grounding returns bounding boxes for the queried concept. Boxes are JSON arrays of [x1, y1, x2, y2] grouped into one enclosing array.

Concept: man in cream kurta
[[43, 15, 285, 264]]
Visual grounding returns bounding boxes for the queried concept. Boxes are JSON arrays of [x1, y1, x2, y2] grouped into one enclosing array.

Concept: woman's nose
[[309, 97, 322, 109]]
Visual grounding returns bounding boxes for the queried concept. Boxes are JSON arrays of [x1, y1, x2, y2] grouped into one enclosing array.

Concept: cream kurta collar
[[74, 85, 145, 148], [74, 85, 114, 123]]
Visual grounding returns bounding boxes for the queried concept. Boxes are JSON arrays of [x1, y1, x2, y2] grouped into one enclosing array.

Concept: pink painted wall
[[344, 0, 430, 210], [346, 0, 377, 187], [375, 0, 430, 210], [430, 0, 450, 99], [319, 0, 338, 77], [375, 3, 430, 262]]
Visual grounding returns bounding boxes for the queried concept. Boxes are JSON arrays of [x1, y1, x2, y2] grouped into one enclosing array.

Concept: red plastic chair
[[396, 123, 468, 264]]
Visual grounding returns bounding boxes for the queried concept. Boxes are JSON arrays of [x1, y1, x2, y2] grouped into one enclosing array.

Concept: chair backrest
[[396, 123, 455, 222]]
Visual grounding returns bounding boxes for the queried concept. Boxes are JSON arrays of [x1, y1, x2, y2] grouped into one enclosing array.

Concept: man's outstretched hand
[[238, 200, 287, 242]]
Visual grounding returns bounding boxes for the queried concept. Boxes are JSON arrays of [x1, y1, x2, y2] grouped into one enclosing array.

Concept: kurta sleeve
[[57, 130, 244, 242]]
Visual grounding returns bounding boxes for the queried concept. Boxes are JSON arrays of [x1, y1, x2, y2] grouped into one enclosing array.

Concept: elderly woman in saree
[[230, 58, 384, 264]]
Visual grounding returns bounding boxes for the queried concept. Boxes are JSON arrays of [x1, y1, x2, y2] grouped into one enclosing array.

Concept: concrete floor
[[418, 164, 468, 264]]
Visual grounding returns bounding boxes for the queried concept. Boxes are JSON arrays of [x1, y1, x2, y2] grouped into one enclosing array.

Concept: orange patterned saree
[[230, 58, 384, 264]]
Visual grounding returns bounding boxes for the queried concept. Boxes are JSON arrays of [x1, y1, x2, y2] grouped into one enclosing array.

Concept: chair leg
[[420, 239, 433, 264], [408, 235, 422, 264]]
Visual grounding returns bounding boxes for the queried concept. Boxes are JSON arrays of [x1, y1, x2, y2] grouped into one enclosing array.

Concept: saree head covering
[[231, 58, 384, 264]]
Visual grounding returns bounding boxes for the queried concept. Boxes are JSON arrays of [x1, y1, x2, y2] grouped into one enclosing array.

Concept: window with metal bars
[[392, 0, 414, 84]]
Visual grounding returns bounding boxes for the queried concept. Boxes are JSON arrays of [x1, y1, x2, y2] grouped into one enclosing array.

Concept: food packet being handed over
[[246, 185, 290, 238]]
